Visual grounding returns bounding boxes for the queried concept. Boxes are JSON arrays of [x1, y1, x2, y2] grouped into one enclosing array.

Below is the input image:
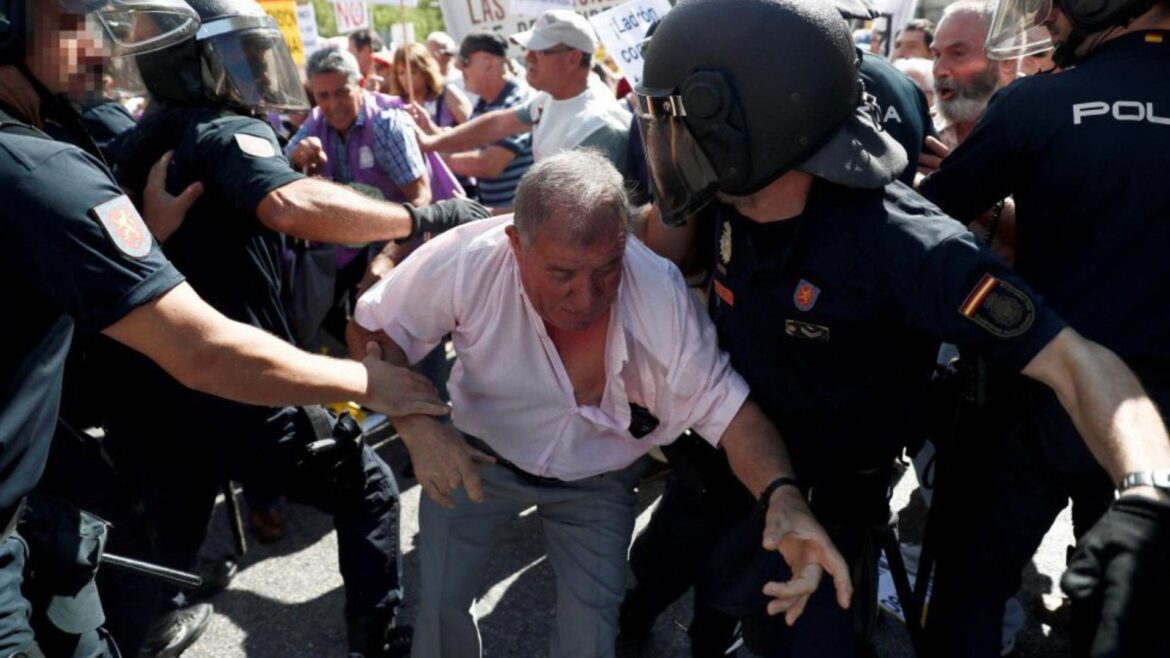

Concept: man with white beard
[[929, 0, 1019, 147]]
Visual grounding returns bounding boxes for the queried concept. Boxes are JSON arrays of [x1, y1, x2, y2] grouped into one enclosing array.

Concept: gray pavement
[[184, 441, 1074, 657]]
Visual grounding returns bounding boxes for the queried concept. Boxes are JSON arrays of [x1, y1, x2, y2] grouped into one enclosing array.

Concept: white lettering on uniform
[[1073, 100, 1170, 126], [883, 105, 902, 124]]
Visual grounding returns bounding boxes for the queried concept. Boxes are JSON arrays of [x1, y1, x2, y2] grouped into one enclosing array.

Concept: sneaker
[[139, 603, 213, 658]]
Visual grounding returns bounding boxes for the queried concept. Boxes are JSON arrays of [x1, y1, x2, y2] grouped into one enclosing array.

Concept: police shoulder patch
[[234, 133, 276, 158], [958, 273, 1035, 338], [90, 195, 151, 259]]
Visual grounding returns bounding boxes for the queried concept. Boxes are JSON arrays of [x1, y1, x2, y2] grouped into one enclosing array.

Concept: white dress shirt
[[355, 215, 750, 481]]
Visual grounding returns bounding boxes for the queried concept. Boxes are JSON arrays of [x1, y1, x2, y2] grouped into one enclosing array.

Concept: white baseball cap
[[510, 10, 598, 54]]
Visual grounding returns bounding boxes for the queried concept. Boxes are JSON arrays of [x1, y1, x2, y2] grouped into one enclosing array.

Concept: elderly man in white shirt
[[347, 151, 849, 658]]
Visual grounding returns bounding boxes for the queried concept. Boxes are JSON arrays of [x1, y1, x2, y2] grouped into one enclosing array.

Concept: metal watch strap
[[758, 476, 802, 511], [1118, 470, 1170, 492]]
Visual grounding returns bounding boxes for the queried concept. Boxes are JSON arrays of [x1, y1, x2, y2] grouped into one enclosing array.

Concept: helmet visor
[[199, 24, 309, 112], [985, 0, 1054, 58], [60, 0, 200, 56], [634, 92, 721, 227]]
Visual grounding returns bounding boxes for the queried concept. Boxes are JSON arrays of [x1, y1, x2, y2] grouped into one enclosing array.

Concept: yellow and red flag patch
[[959, 273, 1036, 338], [91, 195, 151, 259]]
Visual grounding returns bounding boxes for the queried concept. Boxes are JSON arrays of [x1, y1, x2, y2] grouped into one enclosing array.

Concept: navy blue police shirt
[[920, 31, 1170, 365], [107, 107, 303, 426], [860, 50, 936, 186], [708, 181, 1065, 486], [0, 111, 183, 512]]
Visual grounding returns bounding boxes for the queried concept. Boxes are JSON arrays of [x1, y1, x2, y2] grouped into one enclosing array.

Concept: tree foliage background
[[309, 0, 447, 42]]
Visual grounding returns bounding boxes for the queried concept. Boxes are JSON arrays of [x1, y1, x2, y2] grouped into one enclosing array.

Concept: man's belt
[[464, 435, 566, 486]]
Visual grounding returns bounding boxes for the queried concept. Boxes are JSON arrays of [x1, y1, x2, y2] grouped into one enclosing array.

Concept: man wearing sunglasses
[[415, 10, 631, 170], [919, 0, 1170, 652]]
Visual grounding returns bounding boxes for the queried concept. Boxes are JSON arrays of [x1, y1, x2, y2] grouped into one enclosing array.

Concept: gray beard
[[936, 64, 1000, 125]]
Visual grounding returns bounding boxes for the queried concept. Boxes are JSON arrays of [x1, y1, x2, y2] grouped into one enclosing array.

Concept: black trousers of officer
[[40, 405, 403, 655], [924, 378, 1167, 656]]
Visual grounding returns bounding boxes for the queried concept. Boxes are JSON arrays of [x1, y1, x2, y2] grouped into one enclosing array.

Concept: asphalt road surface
[[184, 440, 1075, 657]]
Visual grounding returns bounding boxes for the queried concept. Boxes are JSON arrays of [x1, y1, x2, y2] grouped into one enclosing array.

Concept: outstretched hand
[[761, 487, 853, 626], [395, 415, 496, 507], [143, 151, 203, 243]]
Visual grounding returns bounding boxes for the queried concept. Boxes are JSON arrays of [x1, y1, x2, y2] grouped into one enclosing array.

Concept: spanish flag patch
[[1146, 33, 1164, 44], [959, 273, 1036, 338]]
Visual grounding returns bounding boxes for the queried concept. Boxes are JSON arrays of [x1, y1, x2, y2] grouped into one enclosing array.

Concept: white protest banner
[[296, 1, 321, 57], [390, 22, 417, 45], [587, 0, 669, 87], [333, 0, 370, 33], [873, 0, 918, 51], [510, 0, 572, 20], [368, 0, 418, 6], [437, 0, 626, 46]]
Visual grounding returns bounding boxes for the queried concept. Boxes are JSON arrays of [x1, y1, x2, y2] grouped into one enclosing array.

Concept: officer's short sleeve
[[2, 142, 183, 333], [194, 116, 304, 216], [879, 197, 1064, 370], [918, 84, 1028, 222]]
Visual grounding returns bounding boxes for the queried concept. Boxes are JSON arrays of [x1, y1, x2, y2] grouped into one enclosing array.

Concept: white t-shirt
[[518, 84, 631, 168]]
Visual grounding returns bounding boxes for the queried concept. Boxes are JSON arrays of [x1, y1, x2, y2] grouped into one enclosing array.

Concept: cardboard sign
[[333, 0, 370, 33], [587, 0, 669, 87], [296, 2, 321, 58], [510, 0, 573, 20], [436, 0, 626, 46], [258, 0, 305, 64]]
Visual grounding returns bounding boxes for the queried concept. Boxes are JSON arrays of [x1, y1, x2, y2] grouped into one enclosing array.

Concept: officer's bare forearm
[[257, 178, 414, 243], [1023, 328, 1170, 481], [426, 109, 527, 154], [719, 400, 801, 499], [104, 283, 375, 407]]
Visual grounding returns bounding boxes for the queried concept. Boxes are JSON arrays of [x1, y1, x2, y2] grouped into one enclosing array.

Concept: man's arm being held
[[346, 319, 495, 507], [718, 400, 854, 625]]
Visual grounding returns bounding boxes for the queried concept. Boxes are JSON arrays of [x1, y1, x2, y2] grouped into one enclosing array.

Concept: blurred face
[[27, 3, 109, 105], [931, 12, 1006, 123], [310, 71, 361, 133], [508, 220, 625, 332], [395, 65, 427, 98], [524, 45, 575, 92], [892, 29, 932, 60]]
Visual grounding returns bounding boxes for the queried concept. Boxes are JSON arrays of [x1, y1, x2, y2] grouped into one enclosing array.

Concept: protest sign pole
[[401, 0, 415, 104]]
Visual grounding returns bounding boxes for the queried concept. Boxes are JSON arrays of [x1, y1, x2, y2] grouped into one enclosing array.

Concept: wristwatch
[[1118, 470, 1170, 493]]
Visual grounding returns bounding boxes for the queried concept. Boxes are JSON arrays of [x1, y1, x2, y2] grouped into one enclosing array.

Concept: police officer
[[618, 1, 935, 652], [918, 0, 1170, 652], [0, 2, 449, 656], [636, 0, 1170, 654], [92, 1, 487, 656]]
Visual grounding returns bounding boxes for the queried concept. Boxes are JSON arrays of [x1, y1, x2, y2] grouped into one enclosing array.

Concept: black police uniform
[[705, 181, 1068, 654], [0, 105, 183, 655], [859, 50, 934, 187], [85, 106, 406, 654], [918, 29, 1170, 655]]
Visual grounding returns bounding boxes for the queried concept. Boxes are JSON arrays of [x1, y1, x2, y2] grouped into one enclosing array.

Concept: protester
[[414, 10, 631, 169], [349, 28, 385, 85], [890, 18, 936, 60], [392, 42, 471, 130]]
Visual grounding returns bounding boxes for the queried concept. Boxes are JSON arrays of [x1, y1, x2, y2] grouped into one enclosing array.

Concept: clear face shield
[[60, 0, 199, 56], [634, 91, 722, 226], [197, 17, 309, 112], [985, 0, 1055, 58]]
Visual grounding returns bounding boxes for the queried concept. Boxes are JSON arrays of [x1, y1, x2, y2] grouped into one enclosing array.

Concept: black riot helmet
[[637, 0, 906, 225], [135, 0, 308, 113], [985, 0, 1160, 61]]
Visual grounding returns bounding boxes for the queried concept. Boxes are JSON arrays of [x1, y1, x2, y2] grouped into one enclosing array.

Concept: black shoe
[[138, 603, 213, 658], [186, 556, 238, 601]]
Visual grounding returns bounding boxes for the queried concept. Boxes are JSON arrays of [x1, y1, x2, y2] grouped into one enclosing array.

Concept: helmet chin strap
[[15, 60, 108, 163]]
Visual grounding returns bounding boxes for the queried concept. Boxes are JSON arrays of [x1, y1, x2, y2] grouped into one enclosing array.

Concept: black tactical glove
[[1061, 495, 1170, 657], [401, 198, 491, 242]]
